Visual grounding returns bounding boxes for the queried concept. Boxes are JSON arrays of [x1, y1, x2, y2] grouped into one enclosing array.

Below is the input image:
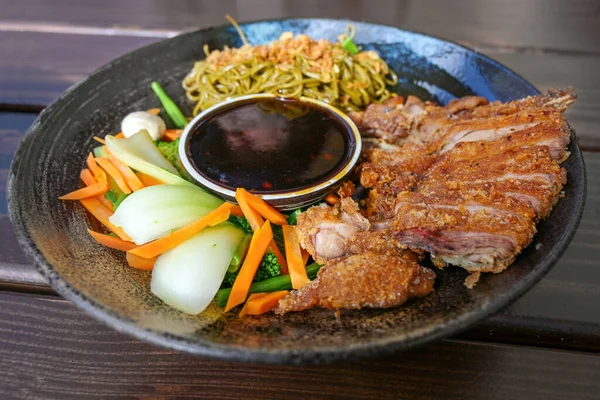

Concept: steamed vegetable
[[239, 290, 290, 317], [121, 111, 167, 141], [228, 233, 252, 272], [95, 157, 132, 194], [126, 253, 157, 270], [104, 147, 145, 192], [216, 262, 322, 307], [235, 188, 288, 226], [128, 202, 232, 258], [225, 221, 273, 311], [105, 130, 195, 187], [283, 225, 309, 289], [108, 184, 223, 245], [222, 251, 282, 288], [88, 229, 137, 251], [151, 82, 188, 129], [156, 139, 194, 182], [151, 224, 245, 314], [79, 197, 131, 241]]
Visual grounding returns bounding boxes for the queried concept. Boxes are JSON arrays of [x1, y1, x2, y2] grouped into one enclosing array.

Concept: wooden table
[[1, 1, 599, 398]]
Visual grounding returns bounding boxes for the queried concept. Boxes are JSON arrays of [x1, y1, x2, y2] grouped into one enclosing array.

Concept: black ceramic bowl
[[8, 19, 586, 364]]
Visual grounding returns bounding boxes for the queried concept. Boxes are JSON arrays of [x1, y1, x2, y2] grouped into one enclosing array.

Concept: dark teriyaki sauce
[[187, 98, 351, 193]]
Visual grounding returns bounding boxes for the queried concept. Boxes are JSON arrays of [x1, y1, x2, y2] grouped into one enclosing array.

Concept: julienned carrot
[[238, 293, 267, 317], [80, 169, 113, 210], [230, 205, 244, 217], [93, 136, 106, 145], [241, 291, 289, 316], [79, 197, 132, 241], [126, 252, 156, 271], [95, 157, 132, 194], [225, 221, 273, 311], [104, 147, 145, 191], [135, 172, 164, 187], [80, 169, 97, 186], [270, 242, 288, 275], [282, 225, 309, 290], [301, 248, 310, 266], [115, 132, 125, 139], [86, 152, 106, 181], [324, 193, 340, 205], [163, 129, 183, 141], [88, 229, 138, 251], [236, 188, 287, 225], [59, 180, 108, 200], [147, 108, 161, 115], [129, 203, 233, 259], [235, 188, 264, 230]]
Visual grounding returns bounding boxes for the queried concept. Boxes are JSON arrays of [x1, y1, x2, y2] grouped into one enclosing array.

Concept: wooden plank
[[1, 32, 599, 149], [1, 111, 599, 350], [1, 0, 600, 54], [0, 291, 598, 400]]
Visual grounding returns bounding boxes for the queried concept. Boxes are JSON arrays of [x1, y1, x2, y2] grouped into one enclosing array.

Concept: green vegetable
[[106, 130, 196, 187], [228, 215, 252, 233], [151, 224, 246, 314], [108, 184, 223, 245], [156, 139, 194, 182], [93, 146, 107, 158], [228, 233, 252, 272], [216, 262, 322, 307], [342, 36, 359, 55], [104, 190, 127, 210], [221, 252, 282, 288], [286, 208, 303, 225], [151, 82, 188, 129]]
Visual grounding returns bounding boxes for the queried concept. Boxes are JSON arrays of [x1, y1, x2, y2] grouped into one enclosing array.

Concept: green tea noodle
[[182, 26, 398, 115]]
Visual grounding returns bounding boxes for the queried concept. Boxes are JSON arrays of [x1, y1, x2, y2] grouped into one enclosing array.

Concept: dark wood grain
[[2, 0, 600, 54], [0, 291, 598, 400]]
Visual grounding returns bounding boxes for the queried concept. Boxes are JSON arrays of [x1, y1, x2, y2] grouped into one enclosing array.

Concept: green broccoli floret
[[286, 208, 303, 225], [156, 139, 194, 182], [220, 252, 282, 288], [228, 215, 253, 234]]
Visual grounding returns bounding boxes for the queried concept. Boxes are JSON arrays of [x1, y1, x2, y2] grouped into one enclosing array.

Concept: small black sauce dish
[[179, 94, 362, 210]]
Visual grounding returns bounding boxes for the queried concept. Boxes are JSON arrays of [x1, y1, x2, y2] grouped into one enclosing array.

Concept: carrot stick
[[147, 108, 161, 115], [242, 291, 290, 316], [282, 225, 309, 290], [126, 252, 156, 271], [93, 136, 106, 145], [80, 169, 97, 186], [129, 203, 233, 259], [270, 242, 288, 275], [115, 132, 125, 139], [325, 193, 340, 205], [235, 188, 264, 231], [79, 197, 132, 241], [88, 229, 138, 251], [86, 152, 106, 181], [225, 221, 273, 311], [80, 169, 113, 210], [135, 172, 164, 187], [104, 147, 145, 191], [163, 129, 183, 142], [230, 205, 244, 217], [59, 180, 108, 200], [301, 248, 310, 266], [236, 188, 288, 225], [238, 293, 268, 317], [95, 157, 132, 194]]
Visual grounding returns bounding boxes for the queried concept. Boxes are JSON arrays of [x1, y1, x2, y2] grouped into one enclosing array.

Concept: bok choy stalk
[[151, 223, 245, 314], [109, 184, 223, 245], [105, 129, 194, 187]]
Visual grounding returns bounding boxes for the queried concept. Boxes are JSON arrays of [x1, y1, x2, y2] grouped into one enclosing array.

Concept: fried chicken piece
[[295, 198, 370, 264], [274, 253, 436, 314]]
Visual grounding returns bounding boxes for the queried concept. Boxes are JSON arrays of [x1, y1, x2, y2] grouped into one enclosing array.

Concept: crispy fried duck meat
[[274, 253, 435, 314]]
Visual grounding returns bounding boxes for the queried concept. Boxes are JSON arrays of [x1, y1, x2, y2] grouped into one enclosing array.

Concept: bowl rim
[[7, 17, 587, 364], [178, 93, 362, 209]]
